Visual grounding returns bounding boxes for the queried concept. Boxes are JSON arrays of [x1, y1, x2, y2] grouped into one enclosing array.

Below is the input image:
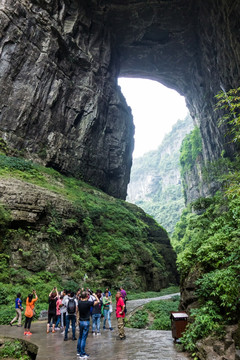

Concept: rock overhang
[[0, 0, 239, 200]]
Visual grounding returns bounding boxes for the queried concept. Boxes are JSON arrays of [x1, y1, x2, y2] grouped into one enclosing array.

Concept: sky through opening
[[118, 78, 188, 158]]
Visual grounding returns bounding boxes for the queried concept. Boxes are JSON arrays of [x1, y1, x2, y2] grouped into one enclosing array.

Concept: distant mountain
[[127, 114, 194, 235]]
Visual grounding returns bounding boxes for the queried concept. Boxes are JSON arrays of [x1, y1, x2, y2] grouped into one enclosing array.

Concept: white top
[[62, 296, 78, 315]]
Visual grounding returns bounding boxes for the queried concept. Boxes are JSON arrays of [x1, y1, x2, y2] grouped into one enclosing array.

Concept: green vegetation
[[172, 163, 240, 353], [179, 126, 202, 176], [127, 285, 179, 300], [0, 339, 31, 359], [127, 296, 180, 330], [215, 86, 240, 143], [128, 115, 193, 234], [0, 153, 177, 324], [170, 88, 240, 355]]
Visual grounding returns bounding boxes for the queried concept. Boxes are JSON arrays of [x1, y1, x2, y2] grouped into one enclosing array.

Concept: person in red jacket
[[115, 291, 126, 340]]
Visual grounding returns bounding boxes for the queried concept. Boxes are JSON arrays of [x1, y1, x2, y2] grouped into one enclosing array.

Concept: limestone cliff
[[1, 0, 240, 201], [127, 115, 193, 234], [0, 0, 134, 199]]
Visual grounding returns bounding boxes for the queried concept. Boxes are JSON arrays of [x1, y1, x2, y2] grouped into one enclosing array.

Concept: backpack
[[67, 298, 76, 314]]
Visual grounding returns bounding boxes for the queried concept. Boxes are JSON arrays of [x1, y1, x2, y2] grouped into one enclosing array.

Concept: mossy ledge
[[0, 155, 178, 320]]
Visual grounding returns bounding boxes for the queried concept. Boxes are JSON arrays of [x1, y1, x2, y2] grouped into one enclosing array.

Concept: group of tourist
[[9, 286, 128, 359]]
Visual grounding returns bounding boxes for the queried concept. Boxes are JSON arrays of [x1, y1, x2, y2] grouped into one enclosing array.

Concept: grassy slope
[[0, 154, 177, 324]]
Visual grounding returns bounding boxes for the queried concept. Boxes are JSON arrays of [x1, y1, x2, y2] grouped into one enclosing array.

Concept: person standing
[[102, 290, 113, 331], [77, 291, 99, 359], [24, 290, 38, 335], [91, 290, 102, 335], [63, 291, 78, 341], [10, 293, 23, 327], [120, 286, 127, 313], [55, 295, 63, 329], [116, 291, 126, 340], [47, 289, 58, 333], [61, 289, 68, 334]]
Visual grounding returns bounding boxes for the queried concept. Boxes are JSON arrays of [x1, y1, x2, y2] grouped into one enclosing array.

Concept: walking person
[[116, 290, 126, 340], [77, 291, 100, 359], [10, 293, 23, 327], [91, 290, 102, 335], [24, 290, 38, 335], [63, 291, 78, 341], [47, 288, 58, 333], [102, 290, 113, 331]]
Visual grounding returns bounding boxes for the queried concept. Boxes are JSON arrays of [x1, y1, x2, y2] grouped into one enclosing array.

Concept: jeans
[[103, 309, 111, 328], [77, 320, 90, 355], [65, 314, 76, 339], [55, 315, 61, 328], [92, 313, 101, 333]]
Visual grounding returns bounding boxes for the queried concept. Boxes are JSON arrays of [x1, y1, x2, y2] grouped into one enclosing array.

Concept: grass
[[0, 154, 178, 324], [126, 295, 180, 330], [127, 285, 179, 300]]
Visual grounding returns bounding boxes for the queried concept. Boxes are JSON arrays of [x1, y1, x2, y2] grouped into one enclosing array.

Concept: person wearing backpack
[[63, 291, 78, 341]]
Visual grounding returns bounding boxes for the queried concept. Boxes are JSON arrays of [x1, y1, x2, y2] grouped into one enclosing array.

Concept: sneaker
[[79, 357, 85, 360], [64, 338, 68, 341], [103, 326, 105, 330], [97, 332, 101, 335], [17, 325, 22, 327], [83, 354, 89, 358], [55, 327, 60, 330], [27, 331, 32, 335], [109, 327, 113, 331], [72, 337, 77, 341], [61, 331, 65, 335], [24, 331, 28, 335]]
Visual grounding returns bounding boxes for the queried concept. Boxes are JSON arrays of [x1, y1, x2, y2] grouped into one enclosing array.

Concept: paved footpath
[[0, 294, 189, 360]]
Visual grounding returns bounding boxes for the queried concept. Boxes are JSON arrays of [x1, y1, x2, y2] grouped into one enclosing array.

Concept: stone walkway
[[0, 294, 189, 360]]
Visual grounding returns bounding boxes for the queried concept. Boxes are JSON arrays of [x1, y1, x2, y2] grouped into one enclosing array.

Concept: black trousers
[[24, 316, 32, 329]]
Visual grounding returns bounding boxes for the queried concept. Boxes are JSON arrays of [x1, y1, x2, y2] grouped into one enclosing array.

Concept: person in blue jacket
[[10, 293, 23, 327]]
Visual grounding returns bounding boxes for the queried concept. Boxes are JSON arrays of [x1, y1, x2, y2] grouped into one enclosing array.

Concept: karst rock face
[[1, 0, 240, 199]]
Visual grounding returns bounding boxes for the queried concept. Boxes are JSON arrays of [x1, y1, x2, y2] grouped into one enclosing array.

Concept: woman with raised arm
[[24, 290, 38, 335]]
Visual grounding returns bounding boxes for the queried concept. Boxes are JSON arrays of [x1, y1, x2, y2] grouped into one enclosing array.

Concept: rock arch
[[0, 0, 239, 199]]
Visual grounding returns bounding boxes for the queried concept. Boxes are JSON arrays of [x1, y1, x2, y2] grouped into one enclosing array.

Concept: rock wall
[[1, 0, 240, 200], [0, 0, 134, 199]]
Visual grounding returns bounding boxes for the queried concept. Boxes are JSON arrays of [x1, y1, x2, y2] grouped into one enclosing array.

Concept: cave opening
[[119, 77, 193, 235], [118, 77, 189, 159]]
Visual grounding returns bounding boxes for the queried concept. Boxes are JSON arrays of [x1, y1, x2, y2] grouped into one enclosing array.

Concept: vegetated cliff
[[1, 0, 240, 201], [172, 148, 240, 357], [127, 115, 193, 235], [0, 154, 178, 321]]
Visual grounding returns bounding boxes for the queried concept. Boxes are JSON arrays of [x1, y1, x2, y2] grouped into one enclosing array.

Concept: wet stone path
[[0, 294, 189, 360]]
